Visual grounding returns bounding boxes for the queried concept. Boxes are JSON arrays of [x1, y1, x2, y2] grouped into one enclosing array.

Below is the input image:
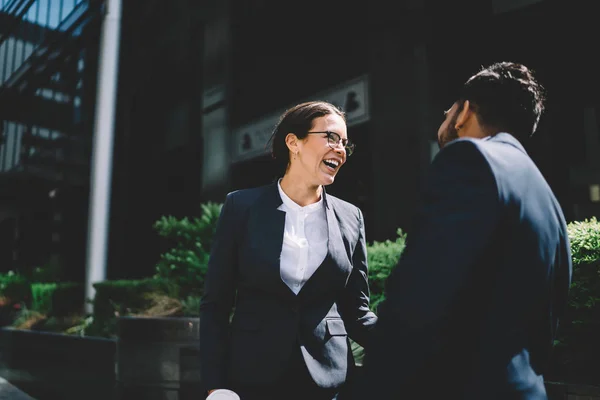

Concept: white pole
[[84, 0, 122, 314]]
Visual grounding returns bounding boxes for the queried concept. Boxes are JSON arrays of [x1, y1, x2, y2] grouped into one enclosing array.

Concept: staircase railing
[[0, 0, 103, 176]]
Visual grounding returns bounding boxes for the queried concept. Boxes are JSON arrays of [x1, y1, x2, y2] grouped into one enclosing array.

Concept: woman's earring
[[293, 152, 298, 160]]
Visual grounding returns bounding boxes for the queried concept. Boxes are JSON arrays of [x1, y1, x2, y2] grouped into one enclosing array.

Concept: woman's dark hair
[[267, 100, 346, 178]]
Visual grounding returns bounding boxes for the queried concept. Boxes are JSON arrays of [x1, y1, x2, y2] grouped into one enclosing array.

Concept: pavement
[[0, 377, 35, 400]]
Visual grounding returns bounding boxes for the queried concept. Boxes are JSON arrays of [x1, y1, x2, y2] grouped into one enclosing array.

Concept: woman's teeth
[[323, 159, 339, 169]]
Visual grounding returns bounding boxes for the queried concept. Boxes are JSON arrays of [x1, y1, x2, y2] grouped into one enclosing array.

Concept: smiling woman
[[198, 100, 378, 400]]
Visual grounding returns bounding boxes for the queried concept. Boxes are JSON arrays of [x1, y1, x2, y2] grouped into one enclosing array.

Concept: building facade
[[202, 0, 600, 243], [0, 0, 103, 280], [1, 0, 598, 281]]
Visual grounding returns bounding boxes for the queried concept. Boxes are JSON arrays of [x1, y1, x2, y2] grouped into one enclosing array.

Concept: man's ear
[[455, 100, 472, 130], [285, 133, 299, 154]]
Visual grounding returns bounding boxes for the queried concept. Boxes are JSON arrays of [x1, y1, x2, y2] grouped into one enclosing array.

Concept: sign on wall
[[232, 75, 370, 163]]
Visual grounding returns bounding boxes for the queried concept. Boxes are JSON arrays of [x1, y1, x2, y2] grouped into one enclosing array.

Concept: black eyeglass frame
[[306, 131, 355, 156]]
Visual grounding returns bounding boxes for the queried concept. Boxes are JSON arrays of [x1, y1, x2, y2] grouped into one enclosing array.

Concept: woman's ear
[[285, 133, 299, 154]]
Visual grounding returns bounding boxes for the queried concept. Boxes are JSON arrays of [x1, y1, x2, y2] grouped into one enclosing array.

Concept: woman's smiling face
[[291, 113, 348, 187]]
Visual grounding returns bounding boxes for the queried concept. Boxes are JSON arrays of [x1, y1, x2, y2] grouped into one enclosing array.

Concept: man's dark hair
[[458, 61, 546, 142]]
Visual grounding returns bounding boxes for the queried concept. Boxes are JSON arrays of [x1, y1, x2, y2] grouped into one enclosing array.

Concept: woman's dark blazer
[[199, 182, 377, 392]]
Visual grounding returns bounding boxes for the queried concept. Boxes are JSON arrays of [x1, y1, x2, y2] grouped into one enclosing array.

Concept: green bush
[[366, 228, 407, 311], [352, 228, 407, 364], [181, 295, 201, 317], [568, 217, 600, 266], [86, 278, 170, 338], [566, 217, 600, 313], [91, 278, 168, 320], [30, 282, 83, 316], [566, 217, 600, 312], [153, 202, 223, 298], [565, 217, 600, 316], [30, 283, 54, 314], [549, 217, 600, 385], [0, 271, 31, 304]]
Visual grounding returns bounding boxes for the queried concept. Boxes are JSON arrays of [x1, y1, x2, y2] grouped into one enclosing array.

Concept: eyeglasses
[[307, 131, 355, 156]]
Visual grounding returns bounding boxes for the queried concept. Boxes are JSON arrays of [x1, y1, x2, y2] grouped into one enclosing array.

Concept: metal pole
[[84, 0, 121, 314]]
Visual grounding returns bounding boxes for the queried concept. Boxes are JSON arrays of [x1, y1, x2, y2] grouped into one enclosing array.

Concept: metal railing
[[0, 0, 86, 83], [0, 0, 99, 176]]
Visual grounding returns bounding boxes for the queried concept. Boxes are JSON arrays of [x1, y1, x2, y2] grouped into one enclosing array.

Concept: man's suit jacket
[[199, 182, 377, 393], [352, 133, 572, 399]]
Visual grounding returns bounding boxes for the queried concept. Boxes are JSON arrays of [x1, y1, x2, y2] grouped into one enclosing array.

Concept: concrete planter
[[115, 316, 201, 400], [0, 328, 116, 400]]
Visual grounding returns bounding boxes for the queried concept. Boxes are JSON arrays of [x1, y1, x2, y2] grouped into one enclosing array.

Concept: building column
[[84, 0, 121, 313], [200, 0, 232, 202], [367, 1, 438, 241]]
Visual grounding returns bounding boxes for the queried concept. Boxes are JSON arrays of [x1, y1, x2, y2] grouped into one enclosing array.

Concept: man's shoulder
[[441, 134, 529, 168], [444, 136, 498, 154], [434, 137, 490, 167], [427, 138, 500, 193]]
